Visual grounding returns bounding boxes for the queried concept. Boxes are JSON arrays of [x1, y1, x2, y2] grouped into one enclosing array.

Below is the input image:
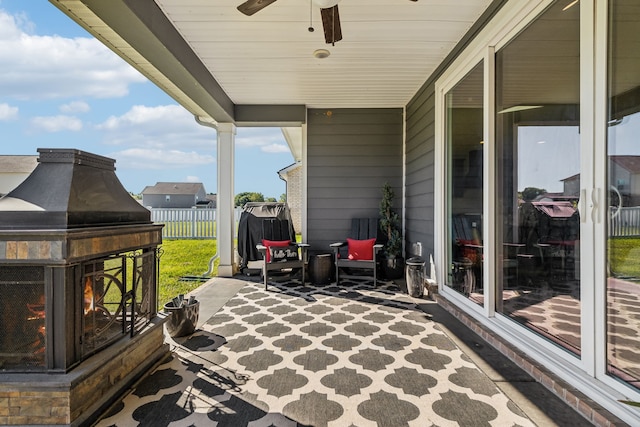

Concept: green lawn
[[608, 237, 640, 279], [157, 239, 217, 308]]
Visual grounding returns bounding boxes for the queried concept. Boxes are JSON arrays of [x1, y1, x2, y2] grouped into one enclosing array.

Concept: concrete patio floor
[[92, 276, 602, 426]]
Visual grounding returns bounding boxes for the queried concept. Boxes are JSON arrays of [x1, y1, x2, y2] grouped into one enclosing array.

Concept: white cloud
[[235, 127, 290, 156], [261, 143, 290, 153], [60, 101, 90, 114], [0, 10, 147, 100], [111, 148, 215, 170], [0, 103, 18, 121], [185, 175, 201, 183], [97, 104, 215, 150], [30, 115, 82, 132]]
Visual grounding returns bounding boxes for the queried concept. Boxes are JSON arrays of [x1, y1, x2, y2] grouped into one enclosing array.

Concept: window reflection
[[496, 1, 581, 354], [445, 61, 484, 305], [607, 0, 640, 389]]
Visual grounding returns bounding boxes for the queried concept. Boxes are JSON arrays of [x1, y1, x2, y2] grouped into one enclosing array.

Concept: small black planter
[[381, 256, 405, 280]]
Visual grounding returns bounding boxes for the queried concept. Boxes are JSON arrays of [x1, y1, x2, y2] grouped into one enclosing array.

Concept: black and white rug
[[96, 280, 535, 426]]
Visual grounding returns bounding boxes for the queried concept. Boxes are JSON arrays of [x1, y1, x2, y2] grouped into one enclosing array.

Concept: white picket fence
[[610, 207, 640, 237], [150, 208, 243, 239]]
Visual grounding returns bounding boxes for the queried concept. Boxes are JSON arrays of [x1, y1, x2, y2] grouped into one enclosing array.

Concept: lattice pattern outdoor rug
[[96, 280, 535, 427]]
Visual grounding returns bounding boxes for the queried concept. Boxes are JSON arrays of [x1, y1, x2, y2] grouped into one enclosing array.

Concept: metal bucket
[[406, 257, 425, 298]]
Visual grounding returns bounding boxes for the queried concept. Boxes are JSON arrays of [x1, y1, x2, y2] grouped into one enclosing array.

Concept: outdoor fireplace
[[0, 149, 168, 426]]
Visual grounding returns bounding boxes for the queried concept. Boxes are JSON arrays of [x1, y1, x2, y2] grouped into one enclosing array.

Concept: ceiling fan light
[[312, 0, 340, 9], [313, 49, 330, 59]]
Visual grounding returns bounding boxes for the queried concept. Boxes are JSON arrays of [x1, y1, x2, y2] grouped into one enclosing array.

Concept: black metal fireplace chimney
[[0, 148, 151, 229], [0, 148, 168, 426]]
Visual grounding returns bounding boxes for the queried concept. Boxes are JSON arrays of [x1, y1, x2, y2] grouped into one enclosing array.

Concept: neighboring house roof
[[561, 173, 580, 182], [532, 201, 577, 218], [277, 162, 301, 180], [0, 156, 38, 173], [610, 156, 640, 174], [141, 182, 206, 195]]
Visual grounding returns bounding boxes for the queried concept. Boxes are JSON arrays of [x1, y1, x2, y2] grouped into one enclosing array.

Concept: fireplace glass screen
[[82, 250, 157, 358], [0, 266, 46, 370]]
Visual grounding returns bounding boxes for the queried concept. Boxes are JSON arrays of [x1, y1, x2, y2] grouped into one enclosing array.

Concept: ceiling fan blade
[[320, 5, 342, 45], [237, 0, 277, 16]]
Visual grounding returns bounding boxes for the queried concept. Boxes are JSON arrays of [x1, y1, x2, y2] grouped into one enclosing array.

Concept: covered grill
[[237, 202, 296, 272]]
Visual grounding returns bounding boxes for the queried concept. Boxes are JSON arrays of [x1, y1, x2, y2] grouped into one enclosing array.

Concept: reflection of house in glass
[[610, 156, 640, 206], [561, 173, 580, 198], [564, 157, 640, 207]]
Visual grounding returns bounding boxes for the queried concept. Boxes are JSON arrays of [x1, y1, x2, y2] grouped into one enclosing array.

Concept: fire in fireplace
[[0, 148, 168, 426]]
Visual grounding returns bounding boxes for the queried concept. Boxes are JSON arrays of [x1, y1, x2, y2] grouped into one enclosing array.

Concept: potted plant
[[379, 182, 404, 279]]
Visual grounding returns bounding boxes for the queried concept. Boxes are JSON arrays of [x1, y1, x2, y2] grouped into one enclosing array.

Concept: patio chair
[[256, 211, 308, 290], [237, 202, 308, 289], [257, 238, 309, 290], [330, 218, 384, 286]]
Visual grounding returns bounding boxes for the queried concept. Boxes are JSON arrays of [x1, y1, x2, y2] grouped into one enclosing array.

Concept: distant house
[[561, 156, 640, 206], [561, 173, 580, 198], [197, 194, 217, 209], [141, 182, 208, 208], [0, 156, 38, 196], [610, 156, 640, 206], [278, 162, 302, 233]]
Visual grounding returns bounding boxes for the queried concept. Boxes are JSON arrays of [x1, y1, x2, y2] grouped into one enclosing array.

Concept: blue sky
[[0, 0, 294, 198]]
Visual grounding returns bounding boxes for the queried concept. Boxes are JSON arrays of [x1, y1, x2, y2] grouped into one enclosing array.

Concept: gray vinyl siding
[[405, 83, 436, 262], [403, 0, 506, 266], [307, 108, 403, 252]]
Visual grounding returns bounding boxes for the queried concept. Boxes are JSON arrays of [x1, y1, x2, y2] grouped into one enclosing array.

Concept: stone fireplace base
[[0, 315, 169, 426]]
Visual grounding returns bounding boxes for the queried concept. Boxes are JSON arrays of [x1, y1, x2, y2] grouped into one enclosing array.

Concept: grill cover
[[237, 202, 295, 267]]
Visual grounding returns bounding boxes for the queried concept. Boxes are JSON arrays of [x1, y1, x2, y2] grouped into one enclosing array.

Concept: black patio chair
[[330, 218, 383, 286]]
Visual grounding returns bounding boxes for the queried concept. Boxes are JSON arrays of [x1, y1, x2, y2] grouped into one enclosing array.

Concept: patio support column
[[217, 122, 236, 277]]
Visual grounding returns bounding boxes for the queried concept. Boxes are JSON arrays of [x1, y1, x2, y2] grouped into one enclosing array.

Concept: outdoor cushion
[[347, 238, 376, 260], [262, 239, 291, 262], [269, 244, 300, 263], [457, 239, 481, 264]]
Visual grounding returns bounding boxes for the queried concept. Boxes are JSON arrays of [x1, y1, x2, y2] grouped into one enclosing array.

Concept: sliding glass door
[[444, 62, 484, 306], [606, 0, 640, 388], [495, 1, 581, 355], [437, 0, 640, 414]]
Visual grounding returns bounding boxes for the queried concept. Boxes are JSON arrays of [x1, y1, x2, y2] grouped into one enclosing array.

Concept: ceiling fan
[[237, 0, 343, 45]]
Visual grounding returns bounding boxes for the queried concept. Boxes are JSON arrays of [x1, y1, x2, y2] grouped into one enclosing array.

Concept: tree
[[379, 182, 402, 258], [235, 192, 264, 207], [279, 193, 287, 203], [265, 197, 277, 202], [521, 187, 547, 201]]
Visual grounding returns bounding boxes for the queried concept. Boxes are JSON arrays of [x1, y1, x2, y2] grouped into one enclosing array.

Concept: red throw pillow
[[262, 239, 291, 262], [457, 239, 480, 263], [347, 238, 376, 260]]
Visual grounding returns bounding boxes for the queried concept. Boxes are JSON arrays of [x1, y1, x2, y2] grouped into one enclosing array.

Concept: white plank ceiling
[[154, 0, 493, 109]]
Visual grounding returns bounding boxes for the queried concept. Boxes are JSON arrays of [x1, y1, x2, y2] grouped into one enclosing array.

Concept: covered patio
[[30, 0, 640, 425], [93, 276, 594, 426]]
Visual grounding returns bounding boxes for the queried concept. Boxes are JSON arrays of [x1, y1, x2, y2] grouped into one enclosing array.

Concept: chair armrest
[[256, 244, 268, 261], [330, 242, 346, 255]]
